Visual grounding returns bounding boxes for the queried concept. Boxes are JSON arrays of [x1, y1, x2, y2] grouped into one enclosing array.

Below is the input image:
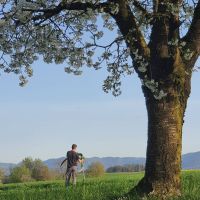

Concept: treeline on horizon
[[106, 164, 145, 173], [0, 157, 63, 184], [0, 157, 145, 184]]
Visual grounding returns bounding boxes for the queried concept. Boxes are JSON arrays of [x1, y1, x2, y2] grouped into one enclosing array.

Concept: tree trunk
[[133, 71, 192, 198]]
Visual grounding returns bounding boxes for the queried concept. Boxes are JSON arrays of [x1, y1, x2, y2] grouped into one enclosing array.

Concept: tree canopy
[[0, 0, 199, 97]]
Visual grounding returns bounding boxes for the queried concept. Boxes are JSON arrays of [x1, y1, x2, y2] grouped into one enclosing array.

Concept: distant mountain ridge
[[44, 156, 146, 170], [1, 151, 200, 173], [0, 163, 16, 175], [44, 152, 200, 170], [182, 151, 200, 169]]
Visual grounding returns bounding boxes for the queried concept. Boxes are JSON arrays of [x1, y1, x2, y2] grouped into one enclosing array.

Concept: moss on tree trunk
[[132, 60, 192, 198], [137, 99, 184, 198]]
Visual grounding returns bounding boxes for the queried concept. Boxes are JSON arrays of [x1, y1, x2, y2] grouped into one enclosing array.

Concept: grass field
[[0, 171, 200, 200]]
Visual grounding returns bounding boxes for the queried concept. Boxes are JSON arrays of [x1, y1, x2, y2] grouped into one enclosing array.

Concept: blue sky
[[0, 56, 199, 163]]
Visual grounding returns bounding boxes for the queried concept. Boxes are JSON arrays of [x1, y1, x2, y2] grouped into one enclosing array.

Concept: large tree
[[0, 0, 199, 198]]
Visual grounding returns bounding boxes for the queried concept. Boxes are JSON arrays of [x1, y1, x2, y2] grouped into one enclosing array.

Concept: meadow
[[0, 171, 200, 200]]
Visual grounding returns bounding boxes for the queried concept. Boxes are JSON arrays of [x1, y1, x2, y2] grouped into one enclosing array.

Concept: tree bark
[[137, 99, 183, 197], [133, 69, 192, 198]]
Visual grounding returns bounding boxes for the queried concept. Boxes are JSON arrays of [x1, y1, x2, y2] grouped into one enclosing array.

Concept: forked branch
[[183, 0, 200, 57]]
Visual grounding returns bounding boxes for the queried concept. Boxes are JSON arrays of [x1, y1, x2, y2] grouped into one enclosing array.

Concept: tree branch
[[183, 0, 200, 56], [23, 1, 149, 58], [132, 0, 151, 18], [23, 2, 110, 22], [110, 0, 150, 75], [22, 0, 150, 76]]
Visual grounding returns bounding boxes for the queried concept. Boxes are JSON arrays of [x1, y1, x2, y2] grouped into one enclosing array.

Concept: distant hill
[[1, 151, 200, 174], [44, 151, 200, 170], [182, 151, 200, 169], [0, 163, 16, 175], [44, 156, 146, 170], [44, 152, 200, 170]]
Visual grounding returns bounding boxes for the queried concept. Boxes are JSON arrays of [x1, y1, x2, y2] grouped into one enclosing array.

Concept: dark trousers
[[65, 166, 77, 187]]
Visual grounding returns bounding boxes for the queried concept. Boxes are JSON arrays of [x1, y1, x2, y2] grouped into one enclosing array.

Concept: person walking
[[60, 144, 82, 187]]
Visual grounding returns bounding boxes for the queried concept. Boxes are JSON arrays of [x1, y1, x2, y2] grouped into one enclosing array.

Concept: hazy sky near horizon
[[0, 56, 199, 163]]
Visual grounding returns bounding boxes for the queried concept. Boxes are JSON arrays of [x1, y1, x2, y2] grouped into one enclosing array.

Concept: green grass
[[0, 171, 200, 200]]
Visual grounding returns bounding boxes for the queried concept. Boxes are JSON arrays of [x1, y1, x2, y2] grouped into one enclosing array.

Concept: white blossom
[[142, 77, 167, 100], [110, 3, 120, 15], [0, 19, 6, 27], [138, 65, 147, 73], [154, 90, 167, 100], [184, 49, 194, 60], [180, 41, 186, 47], [168, 38, 179, 46], [19, 75, 28, 87], [16, 0, 40, 10], [144, 79, 158, 92]]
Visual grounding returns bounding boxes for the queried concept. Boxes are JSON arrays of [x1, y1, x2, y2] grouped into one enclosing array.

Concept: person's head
[[71, 144, 77, 151]]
